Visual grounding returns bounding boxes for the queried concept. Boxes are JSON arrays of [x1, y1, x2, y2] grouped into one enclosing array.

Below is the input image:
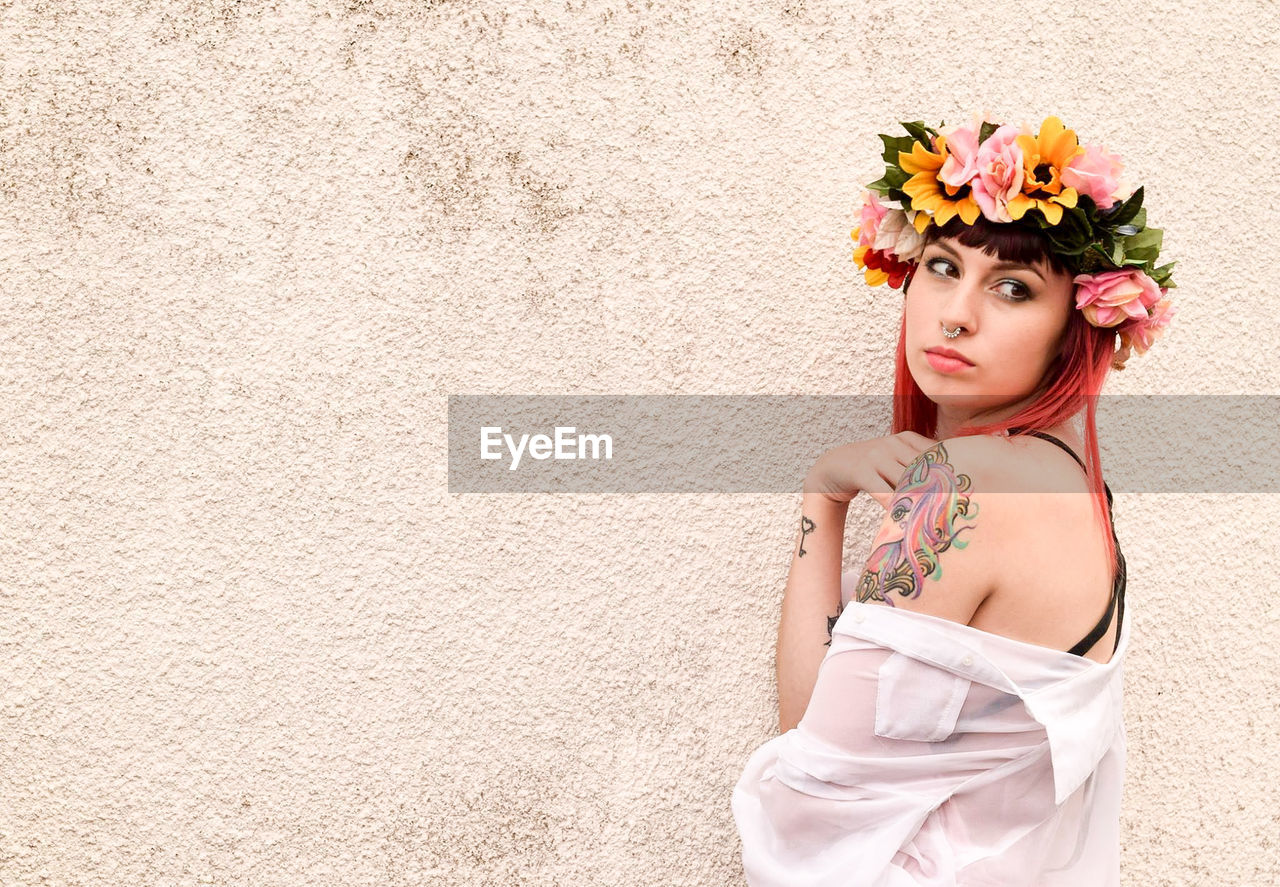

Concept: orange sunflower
[[898, 135, 982, 232], [1007, 116, 1086, 225]]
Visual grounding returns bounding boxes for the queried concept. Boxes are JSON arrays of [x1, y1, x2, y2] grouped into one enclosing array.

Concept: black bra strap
[[1066, 576, 1119, 656], [1009, 427, 1125, 657], [1067, 544, 1126, 657], [1011, 428, 1086, 471], [1011, 429, 1115, 512]]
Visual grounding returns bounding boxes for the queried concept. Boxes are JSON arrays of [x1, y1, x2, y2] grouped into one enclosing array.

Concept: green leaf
[[1150, 261, 1178, 287], [1043, 223, 1090, 257], [885, 167, 911, 189], [1090, 229, 1115, 256], [879, 134, 918, 166], [1124, 226, 1163, 258], [1105, 186, 1144, 227], [1061, 205, 1093, 240], [978, 121, 999, 144], [900, 121, 933, 145], [1073, 193, 1099, 218]]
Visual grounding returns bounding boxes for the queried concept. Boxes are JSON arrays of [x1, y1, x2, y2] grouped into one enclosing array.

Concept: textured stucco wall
[[2, 1, 1277, 884]]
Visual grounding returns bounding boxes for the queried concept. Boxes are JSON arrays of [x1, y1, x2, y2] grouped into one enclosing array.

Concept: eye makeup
[[928, 241, 1047, 283], [923, 254, 1034, 303]]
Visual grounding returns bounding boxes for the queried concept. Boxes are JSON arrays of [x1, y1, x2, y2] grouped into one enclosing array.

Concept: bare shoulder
[[851, 434, 1043, 626], [955, 433, 1118, 655], [940, 432, 1098, 531], [905, 433, 1070, 503]]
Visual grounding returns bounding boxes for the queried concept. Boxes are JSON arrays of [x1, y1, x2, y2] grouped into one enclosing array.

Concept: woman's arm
[[774, 432, 937, 734], [775, 491, 849, 734]]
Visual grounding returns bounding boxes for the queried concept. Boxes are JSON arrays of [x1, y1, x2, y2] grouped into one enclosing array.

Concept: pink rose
[[1119, 295, 1177, 355], [856, 190, 889, 249], [969, 124, 1025, 223], [1073, 269, 1164, 328], [937, 123, 981, 192], [1061, 143, 1126, 210]]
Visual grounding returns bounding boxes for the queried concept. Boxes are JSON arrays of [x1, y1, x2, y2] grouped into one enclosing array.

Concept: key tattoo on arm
[[797, 514, 816, 557]]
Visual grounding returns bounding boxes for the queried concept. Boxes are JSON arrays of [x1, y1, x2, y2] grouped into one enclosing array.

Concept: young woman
[[732, 114, 1177, 886]]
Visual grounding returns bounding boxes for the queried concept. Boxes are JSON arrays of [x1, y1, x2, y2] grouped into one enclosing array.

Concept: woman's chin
[[910, 367, 978, 396]]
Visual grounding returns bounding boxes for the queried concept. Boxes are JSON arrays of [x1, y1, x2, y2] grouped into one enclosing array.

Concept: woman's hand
[[802, 432, 939, 511]]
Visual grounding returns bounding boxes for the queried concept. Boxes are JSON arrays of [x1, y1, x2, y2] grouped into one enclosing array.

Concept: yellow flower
[[855, 244, 885, 285], [898, 136, 981, 231], [1008, 116, 1086, 225]]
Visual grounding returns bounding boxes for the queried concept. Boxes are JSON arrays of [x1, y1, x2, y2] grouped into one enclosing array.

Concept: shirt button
[[961, 655, 974, 666], [853, 611, 866, 623]]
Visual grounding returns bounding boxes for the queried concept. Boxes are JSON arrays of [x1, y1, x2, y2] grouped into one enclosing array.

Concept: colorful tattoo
[[855, 442, 979, 605], [798, 514, 816, 557]]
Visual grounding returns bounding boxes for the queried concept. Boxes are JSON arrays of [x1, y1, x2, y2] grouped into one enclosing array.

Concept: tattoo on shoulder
[[855, 441, 979, 606], [824, 601, 843, 646], [797, 514, 816, 556]]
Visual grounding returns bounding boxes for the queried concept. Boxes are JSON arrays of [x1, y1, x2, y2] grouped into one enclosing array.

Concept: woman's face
[[903, 236, 1076, 414]]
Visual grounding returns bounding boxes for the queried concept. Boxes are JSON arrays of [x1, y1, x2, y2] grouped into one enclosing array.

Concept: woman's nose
[[939, 285, 981, 333]]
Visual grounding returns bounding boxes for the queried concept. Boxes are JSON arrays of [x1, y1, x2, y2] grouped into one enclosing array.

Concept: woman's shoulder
[[929, 431, 1092, 496], [943, 435, 1117, 653], [911, 431, 1098, 555], [856, 433, 1090, 625]]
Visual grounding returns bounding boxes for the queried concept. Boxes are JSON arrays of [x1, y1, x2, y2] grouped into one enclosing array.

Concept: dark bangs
[[920, 213, 1073, 279]]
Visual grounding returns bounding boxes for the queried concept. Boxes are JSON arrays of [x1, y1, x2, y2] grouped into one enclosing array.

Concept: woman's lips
[[925, 350, 975, 373]]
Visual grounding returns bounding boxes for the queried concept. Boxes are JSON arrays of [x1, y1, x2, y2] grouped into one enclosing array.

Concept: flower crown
[[851, 113, 1177, 370]]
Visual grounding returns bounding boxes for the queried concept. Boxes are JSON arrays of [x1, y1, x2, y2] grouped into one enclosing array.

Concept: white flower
[[873, 209, 926, 262]]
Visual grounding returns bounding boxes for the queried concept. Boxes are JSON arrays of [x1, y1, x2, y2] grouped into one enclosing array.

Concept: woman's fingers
[[871, 435, 937, 511]]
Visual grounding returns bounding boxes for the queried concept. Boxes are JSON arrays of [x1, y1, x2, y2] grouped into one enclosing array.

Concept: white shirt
[[732, 570, 1128, 886]]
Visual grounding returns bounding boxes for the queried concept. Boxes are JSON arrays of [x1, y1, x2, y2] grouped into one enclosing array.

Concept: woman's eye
[[925, 257, 955, 278], [925, 257, 1031, 302], [995, 281, 1031, 301]]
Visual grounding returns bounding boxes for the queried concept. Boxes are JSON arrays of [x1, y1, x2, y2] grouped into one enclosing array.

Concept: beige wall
[[2, 1, 1276, 884]]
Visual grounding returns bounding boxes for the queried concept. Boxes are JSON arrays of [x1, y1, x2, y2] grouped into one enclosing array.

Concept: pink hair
[[891, 215, 1120, 579]]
